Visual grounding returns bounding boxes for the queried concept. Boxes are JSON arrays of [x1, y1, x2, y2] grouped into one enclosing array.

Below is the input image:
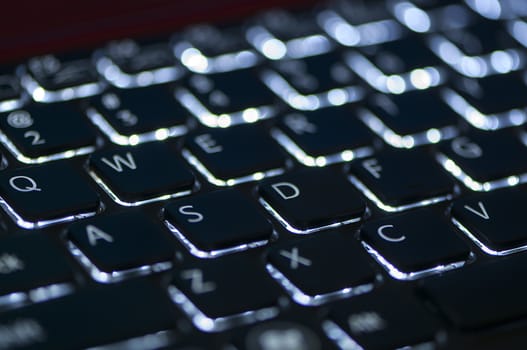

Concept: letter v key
[[464, 201, 490, 220]]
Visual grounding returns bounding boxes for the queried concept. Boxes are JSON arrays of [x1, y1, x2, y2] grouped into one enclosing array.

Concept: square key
[[259, 168, 365, 233], [68, 211, 175, 282], [164, 190, 273, 255], [185, 125, 286, 186]]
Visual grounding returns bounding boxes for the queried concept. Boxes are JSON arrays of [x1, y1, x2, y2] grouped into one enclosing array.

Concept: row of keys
[[1, 130, 527, 227]]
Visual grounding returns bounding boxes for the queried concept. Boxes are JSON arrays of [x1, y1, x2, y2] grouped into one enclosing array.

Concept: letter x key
[[279, 247, 312, 269]]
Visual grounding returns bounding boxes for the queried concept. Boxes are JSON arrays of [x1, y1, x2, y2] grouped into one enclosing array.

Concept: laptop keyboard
[[1, 0, 527, 348]]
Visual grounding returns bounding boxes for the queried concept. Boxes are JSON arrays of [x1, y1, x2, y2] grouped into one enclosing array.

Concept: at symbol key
[[0, 162, 100, 228], [259, 168, 366, 233], [89, 142, 195, 205]]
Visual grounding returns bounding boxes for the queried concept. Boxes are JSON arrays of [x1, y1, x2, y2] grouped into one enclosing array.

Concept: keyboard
[[1, 0, 527, 349]]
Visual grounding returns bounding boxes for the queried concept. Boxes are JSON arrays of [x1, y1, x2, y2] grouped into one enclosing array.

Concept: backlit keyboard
[[1, 0, 527, 349]]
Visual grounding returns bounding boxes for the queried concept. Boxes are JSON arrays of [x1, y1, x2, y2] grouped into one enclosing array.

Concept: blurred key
[[437, 131, 527, 190], [0, 234, 74, 306], [177, 69, 278, 127], [274, 107, 374, 166], [20, 53, 105, 102], [0, 71, 25, 112], [0, 280, 179, 350], [88, 85, 188, 145]]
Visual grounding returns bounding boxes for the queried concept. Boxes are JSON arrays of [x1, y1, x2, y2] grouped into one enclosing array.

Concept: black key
[[0, 234, 73, 302], [272, 52, 357, 94], [0, 104, 97, 161], [349, 149, 455, 211], [260, 9, 325, 42], [68, 211, 175, 282], [330, 289, 440, 350], [451, 186, 527, 253], [235, 314, 340, 350], [178, 69, 277, 126], [262, 52, 364, 109], [164, 190, 273, 254], [89, 142, 195, 204], [22, 53, 104, 102], [185, 125, 286, 186], [362, 36, 442, 75], [362, 90, 459, 147], [275, 108, 373, 166], [421, 253, 527, 330], [259, 168, 366, 233], [106, 39, 179, 73], [437, 131, 527, 188], [268, 231, 375, 303], [443, 20, 519, 57], [0, 72, 25, 112], [0, 280, 178, 350], [447, 73, 527, 125], [181, 24, 254, 58], [0, 162, 100, 226], [361, 208, 470, 279], [392, 0, 473, 32], [171, 253, 282, 326], [88, 86, 188, 144]]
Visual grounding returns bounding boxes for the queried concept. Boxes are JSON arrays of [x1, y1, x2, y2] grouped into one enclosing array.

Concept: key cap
[[0, 279, 179, 350], [0, 162, 100, 227], [274, 108, 374, 166], [259, 168, 366, 233], [164, 190, 273, 255], [177, 69, 277, 127], [330, 289, 440, 350], [0, 234, 73, 304], [0, 71, 25, 112], [319, 2, 404, 48], [261, 52, 365, 110], [361, 208, 470, 279], [236, 313, 340, 350], [67, 211, 174, 282], [437, 131, 527, 190], [185, 125, 286, 186], [444, 72, 527, 130], [421, 253, 527, 330], [390, 0, 473, 33], [89, 142, 195, 205], [97, 38, 184, 88], [267, 231, 375, 304], [349, 149, 455, 211], [0, 104, 97, 162], [451, 186, 527, 254], [429, 20, 523, 77], [21, 53, 105, 102], [346, 37, 447, 94], [170, 253, 282, 330], [174, 24, 259, 73], [361, 90, 459, 148], [249, 9, 332, 59], [88, 86, 188, 145]]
